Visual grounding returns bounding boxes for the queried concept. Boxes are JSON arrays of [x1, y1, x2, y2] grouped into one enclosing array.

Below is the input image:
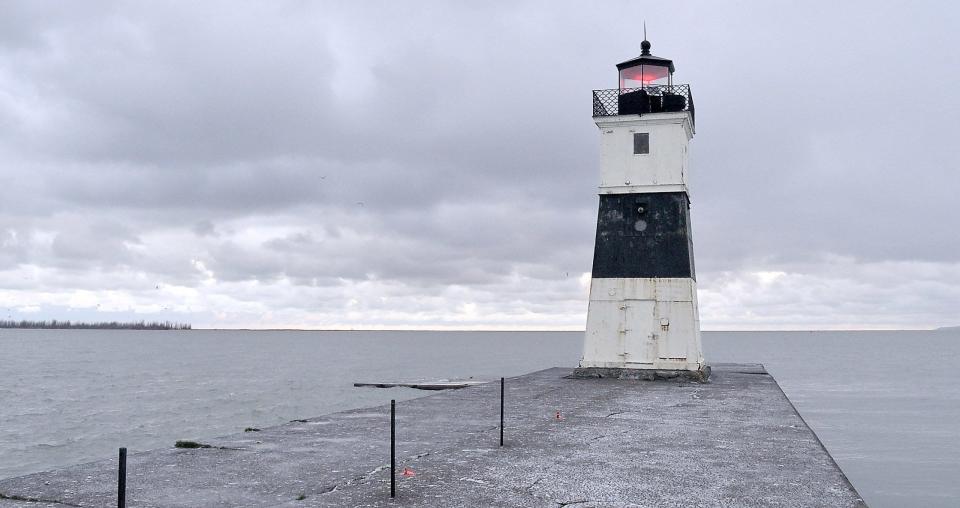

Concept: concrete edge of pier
[[0, 364, 866, 507]]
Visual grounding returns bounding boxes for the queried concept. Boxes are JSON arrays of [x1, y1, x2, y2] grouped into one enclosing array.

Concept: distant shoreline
[[0, 320, 191, 330], [1, 325, 951, 332]]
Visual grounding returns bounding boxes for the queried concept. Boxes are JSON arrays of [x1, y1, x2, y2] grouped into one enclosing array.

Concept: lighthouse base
[[570, 365, 711, 383]]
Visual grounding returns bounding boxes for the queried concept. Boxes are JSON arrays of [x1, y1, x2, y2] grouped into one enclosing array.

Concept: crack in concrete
[[531, 386, 564, 401], [525, 476, 544, 493], [556, 500, 594, 506], [0, 492, 83, 507], [317, 451, 433, 496], [511, 475, 555, 505], [475, 424, 499, 434]]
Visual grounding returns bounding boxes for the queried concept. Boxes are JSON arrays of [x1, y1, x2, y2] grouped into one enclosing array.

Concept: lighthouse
[[574, 39, 709, 382]]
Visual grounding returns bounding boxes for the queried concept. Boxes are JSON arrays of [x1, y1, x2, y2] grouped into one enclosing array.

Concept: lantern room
[[617, 40, 675, 89], [606, 38, 690, 117]]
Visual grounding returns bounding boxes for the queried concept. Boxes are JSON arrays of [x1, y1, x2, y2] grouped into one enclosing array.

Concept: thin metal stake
[[118, 447, 126, 508], [500, 377, 505, 447], [390, 399, 396, 499]]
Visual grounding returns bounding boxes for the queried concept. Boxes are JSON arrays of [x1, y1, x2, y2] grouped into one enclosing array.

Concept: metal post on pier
[[500, 377, 505, 447], [390, 399, 396, 498], [118, 447, 126, 508]]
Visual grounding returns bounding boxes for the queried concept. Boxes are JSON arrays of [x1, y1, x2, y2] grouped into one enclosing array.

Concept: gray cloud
[[0, 1, 958, 329]]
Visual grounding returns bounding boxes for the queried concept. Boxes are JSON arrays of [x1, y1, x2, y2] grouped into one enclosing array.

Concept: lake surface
[[2, 329, 958, 507]]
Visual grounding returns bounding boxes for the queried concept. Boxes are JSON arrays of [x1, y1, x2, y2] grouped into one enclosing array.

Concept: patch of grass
[[244, 427, 261, 432], [296, 493, 306, 500], [175, 440, 212, 449]]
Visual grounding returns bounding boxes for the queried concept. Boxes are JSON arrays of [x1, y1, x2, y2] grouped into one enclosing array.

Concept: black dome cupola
[[616, 39, 675, 89]]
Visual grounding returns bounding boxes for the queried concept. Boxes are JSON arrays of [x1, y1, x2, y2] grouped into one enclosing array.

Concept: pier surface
[[0, 365, 864, 507]]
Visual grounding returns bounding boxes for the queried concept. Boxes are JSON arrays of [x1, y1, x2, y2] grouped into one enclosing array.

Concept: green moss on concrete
[[175, 440, 212, 449]]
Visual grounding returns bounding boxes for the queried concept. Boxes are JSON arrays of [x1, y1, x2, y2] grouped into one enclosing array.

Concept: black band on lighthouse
[[591, 192, 696, 280]]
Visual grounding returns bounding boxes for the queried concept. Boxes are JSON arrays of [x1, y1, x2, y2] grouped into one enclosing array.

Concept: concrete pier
[[0, 364, 864, 507]]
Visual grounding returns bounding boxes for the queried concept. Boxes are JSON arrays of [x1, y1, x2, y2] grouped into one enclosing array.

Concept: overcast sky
[[1, 1, 958, 330]]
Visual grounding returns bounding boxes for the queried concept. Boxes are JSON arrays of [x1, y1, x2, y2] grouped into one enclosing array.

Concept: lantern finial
[[641, 23, 651, 56]]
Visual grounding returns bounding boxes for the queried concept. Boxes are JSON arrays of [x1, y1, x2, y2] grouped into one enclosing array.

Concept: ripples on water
[[2, 329, 958, 507]]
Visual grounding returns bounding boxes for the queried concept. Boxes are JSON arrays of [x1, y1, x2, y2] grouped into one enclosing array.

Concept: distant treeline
[[0, 320, 192, 330]]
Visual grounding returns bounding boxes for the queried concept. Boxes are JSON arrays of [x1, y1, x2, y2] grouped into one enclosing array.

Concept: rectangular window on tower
[[633, 133, 649, 155]]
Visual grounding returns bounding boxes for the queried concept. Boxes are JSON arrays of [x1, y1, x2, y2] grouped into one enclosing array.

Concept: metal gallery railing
[[592, 84, 695, 125]]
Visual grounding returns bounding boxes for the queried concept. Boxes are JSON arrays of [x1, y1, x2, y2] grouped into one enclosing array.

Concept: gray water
[[2, 329, 958, 507]]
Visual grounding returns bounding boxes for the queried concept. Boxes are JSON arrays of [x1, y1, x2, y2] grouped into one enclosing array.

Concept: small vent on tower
[[633, 133, 649, 154]]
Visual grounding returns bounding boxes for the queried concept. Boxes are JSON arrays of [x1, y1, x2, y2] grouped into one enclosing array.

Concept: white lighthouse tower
[[574, 39, 709, 382]]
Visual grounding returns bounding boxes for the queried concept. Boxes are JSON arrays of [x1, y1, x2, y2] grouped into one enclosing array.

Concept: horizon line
[[179, 327, 948, 332]]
